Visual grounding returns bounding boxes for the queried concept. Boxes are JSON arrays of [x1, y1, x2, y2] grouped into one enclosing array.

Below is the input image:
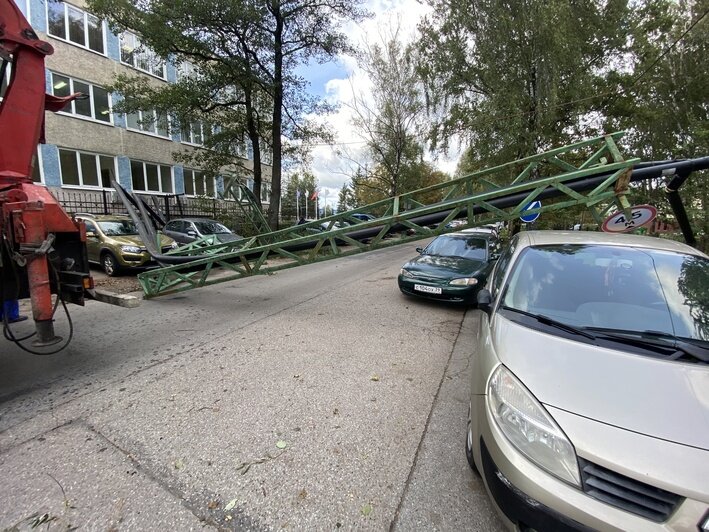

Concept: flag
[[310, 190, 318, 201], [296, 190, 301, 199]]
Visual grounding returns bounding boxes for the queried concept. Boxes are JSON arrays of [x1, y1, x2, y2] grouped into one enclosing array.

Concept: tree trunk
[[245, 87, 263, 213], [268, 0, 284, 230]]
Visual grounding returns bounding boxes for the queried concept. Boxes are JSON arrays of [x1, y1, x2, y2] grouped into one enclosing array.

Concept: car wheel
[[101, 252, 119, 277], [466, 403, 481, 476]]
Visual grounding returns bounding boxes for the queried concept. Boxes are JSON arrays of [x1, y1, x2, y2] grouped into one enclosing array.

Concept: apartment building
[[9, 0, 271, 210]]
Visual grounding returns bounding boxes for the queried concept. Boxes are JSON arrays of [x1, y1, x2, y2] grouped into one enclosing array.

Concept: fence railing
[[50, 187, 251, 230]]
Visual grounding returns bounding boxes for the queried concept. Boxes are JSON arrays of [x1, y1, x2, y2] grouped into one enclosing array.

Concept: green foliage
[[352, 161, 449, 210], [417, 0, 708, 250], [281, 171, 318, 220], [337, 182, 355, 212], [87, 0, 368, 229], [417, 0, 630, 164], [348, 23, 428, 200]]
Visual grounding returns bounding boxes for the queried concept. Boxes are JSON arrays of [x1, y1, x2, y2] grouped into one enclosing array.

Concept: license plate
[[414, 284, 442, 294]]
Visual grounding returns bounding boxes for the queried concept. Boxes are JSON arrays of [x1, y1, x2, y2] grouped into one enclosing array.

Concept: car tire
[[466, 404, 481, 476], [101, 252, 120, 277]]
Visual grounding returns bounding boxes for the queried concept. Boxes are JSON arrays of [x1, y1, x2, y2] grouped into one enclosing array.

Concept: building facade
[[10, 0, 271, 213]]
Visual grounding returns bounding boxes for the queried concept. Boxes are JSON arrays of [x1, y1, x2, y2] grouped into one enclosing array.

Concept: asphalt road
[[0, 244, 503, 531]]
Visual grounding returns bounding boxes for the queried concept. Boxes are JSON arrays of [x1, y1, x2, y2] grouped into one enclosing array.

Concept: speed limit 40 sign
[[601, 205, 657, 233]]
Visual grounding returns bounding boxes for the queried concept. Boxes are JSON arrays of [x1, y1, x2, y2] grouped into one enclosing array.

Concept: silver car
[[467, 231, 709, 531]]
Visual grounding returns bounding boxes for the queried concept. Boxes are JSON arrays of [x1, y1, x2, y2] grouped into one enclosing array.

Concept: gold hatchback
[[76, 214, 176, 276]]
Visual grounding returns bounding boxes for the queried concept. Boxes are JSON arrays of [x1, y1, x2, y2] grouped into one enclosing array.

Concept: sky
[[294, 0, 461, 213]]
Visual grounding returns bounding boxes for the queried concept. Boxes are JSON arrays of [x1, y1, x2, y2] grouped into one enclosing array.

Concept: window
[[183, 169, 215, 197], [126, 109, 170, 137], [260, 182, 271, 203], [130, 160, 173, 193], [32, 148, 43, 183], [47, 1, 104, 54], [492, 236, 516, 297], [120, 31, 166, 79], [51, 72, 112, 123], [177, 61, 197, 81], [181, 120, 211, 145], [0, 60, 10, 101], [58, 149, 116, 188]]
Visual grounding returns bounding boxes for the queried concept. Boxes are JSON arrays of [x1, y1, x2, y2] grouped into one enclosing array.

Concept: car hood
[[108, 235, 145, 247], [404, 254, 485, 278], [491, 314, 709, 450]]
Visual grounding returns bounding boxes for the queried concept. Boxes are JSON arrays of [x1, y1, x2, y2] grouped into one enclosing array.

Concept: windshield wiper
[[586, 328, 709, 364], [500, 306, 597, 340]]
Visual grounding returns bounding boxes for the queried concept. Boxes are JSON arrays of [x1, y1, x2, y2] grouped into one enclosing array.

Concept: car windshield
[[193, 221, 231, 234], [425, 236, 487, 260], [502, 244, 709, 342], [98, 220, 138, 236]]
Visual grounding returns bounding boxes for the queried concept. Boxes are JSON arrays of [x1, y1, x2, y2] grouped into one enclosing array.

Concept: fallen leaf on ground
[[361, 504, 373, 516], [224, 499, 237, 511], [207, 501, 218, 510], [276, 440, 288, 449], [370, 375, 380, 382], [174, 459, 184, 470]]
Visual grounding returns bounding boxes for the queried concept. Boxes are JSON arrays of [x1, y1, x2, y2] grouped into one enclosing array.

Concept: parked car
[[76, 214, 177, 276], [319, 220, 351, 231], [397, 232, 499, 305], [163, 218, 242, 244], [349, 213, 376, 223], [467, 230, 709, 531]]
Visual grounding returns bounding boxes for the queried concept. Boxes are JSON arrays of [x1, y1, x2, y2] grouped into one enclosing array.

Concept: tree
[[337, 182, 355, 212], [352, 161, 448, 211], [347, 22, 429, 199], [87, 0, 368, 229], [603, 0, 709, 249], [416, 0, 630, 168], [281, 170, 317, 220]]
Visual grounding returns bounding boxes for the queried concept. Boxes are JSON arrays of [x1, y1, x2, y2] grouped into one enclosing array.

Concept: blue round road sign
[[520, 200, 541, 223]]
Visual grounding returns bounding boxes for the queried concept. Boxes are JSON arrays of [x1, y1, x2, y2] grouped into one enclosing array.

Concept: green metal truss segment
[[138, 136, 638, 298], [221, 175, 272, 235]]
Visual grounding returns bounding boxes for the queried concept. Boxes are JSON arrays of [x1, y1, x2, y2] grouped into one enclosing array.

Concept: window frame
[[260, 182, 271, 203], [57, 148, 117, 189], [50, 71, 113, 125], [180, 120, 211, 146], [125, 109, 171, 138], [119, 30, 167, 80], [130, 159, 174, 194], [32, 147, 44, 184], [45, 1, 106, 56], [183, 168, 216, 197]]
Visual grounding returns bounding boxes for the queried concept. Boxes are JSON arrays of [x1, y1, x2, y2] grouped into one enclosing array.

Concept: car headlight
[[488, 365, 580, 487], [400, 268, 415, 278], [120, 245, 142, 254], [449, 277, 478, 286]]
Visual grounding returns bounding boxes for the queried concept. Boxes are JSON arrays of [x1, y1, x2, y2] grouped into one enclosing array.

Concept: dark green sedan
[[398, 232, 499, 305]]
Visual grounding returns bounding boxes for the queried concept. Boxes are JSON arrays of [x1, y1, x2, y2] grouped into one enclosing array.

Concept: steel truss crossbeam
[[139, 133, 638, 298]]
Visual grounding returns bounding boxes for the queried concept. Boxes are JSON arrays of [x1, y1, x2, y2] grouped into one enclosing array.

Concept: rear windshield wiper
[[586, 328, 709, 364], [500, 306, 597, 340]]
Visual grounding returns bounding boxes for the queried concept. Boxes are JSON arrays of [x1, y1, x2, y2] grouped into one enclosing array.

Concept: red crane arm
[[1, 0, 90, 348]]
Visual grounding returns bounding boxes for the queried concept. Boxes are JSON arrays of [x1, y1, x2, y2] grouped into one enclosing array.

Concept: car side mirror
[[86, 231, 96, 238], [477, 289, 493, 314], [416, 247, 423, 254], [186, 230, 197, 237]]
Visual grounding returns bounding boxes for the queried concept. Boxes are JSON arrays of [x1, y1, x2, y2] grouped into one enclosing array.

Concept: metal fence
[[52, 188, 250, 230]]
